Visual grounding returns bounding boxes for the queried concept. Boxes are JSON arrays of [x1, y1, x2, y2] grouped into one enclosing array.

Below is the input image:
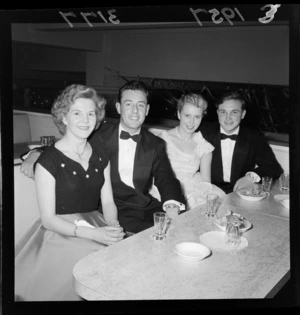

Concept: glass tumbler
[[225, 219, 242, 248]]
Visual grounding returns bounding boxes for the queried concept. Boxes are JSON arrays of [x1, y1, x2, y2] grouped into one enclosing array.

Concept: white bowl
[[236, 191, 267, 202], [280, 198, 290, 209], [174, 242, 211, 261]]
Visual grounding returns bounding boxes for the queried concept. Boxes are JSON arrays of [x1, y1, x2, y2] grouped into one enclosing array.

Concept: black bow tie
[[220, 133, 238, 141], [120, 130, 142, 142]]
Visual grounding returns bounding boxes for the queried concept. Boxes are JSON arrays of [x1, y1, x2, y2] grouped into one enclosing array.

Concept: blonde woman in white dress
[[150, 93, 225, 210]]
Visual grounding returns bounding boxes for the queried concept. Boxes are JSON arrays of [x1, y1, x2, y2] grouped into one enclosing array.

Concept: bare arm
[[199, 152, 212, 183], [101, 162, 123, 229], [35, 163, 124, 245]]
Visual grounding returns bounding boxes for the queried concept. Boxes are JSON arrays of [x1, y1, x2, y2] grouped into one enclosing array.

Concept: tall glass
[[153, 212, 168, 240], [279, 173, 289, 192], [206, 194, 219, 218]]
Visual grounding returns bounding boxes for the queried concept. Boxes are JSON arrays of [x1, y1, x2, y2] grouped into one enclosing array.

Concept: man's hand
[[233, 175, 254, 192], [20, 151, 41, 179], [165, 204, 180, 219]]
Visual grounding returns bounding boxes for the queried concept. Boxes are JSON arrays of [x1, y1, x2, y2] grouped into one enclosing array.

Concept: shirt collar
[[118, 123, 141, 137], [220, 126, 240, 136]]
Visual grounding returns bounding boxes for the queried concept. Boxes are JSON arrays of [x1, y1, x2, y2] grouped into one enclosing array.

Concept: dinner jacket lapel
[[230, 126, 249, 183], [211, 130, 224, 184], [107, 124, 121, 183], [133, 129, 153, 191]]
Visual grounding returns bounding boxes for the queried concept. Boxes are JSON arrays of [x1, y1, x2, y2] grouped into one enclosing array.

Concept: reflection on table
[[73, 183, 290, 300]]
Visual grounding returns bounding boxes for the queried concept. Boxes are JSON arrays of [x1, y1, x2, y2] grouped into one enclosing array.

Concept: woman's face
[[177, 103, 203, 134], [63, 98, 97, 139]]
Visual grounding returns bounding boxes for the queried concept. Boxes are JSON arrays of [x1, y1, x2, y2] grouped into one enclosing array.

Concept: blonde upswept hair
[[177, 92, 208, 116]]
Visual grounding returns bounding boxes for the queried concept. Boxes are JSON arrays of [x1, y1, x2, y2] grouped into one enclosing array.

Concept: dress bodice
[[36, 145, 109, 214], [159, 130, 214, 180]]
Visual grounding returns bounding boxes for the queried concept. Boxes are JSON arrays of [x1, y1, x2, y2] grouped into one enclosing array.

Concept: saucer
[[274, 194, 290, 209], [199, 231, 248, 252], [174, 242, 211, 261]]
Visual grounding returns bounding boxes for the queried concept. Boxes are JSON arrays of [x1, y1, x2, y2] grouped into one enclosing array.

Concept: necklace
[[176, 127, 193, 142], [73, 144, 87, 160], [74, 150, 85, 159]]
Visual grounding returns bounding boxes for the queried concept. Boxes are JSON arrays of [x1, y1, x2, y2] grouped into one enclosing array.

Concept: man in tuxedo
[[20, 80, 186, 233], [199, 90, 283, 194]]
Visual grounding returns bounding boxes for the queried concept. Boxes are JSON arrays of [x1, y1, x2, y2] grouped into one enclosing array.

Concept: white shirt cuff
[[162, 200, 185, 212], [246, 172, 261, 183]]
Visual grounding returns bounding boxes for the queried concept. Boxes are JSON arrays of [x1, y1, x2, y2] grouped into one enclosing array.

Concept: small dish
[[274, 194, 290, 209], [199, 231, 248, 252], [274, 194, 289, 201], [214, 214, 252, 233], [236, 190, 267, 202], [280, 198, 290, 209], [174, 242, 211, 261]]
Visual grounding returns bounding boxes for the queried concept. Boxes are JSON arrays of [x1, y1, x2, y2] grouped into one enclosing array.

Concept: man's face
[[116, 89, 149, 134], [217, 99, 246, 134]]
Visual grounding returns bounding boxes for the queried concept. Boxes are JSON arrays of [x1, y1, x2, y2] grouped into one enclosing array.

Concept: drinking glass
[[225, 220, 241, 248], [206, 194, 219, 218], [262, 176, 273, 194], [40, 136, 55, 146], [153, 212, 168, 240], [279, 173, 289, 192]]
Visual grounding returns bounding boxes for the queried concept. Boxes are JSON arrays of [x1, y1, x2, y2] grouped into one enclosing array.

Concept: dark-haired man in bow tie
[[199, 90, 283, 194], [88, 80, 186, 233]]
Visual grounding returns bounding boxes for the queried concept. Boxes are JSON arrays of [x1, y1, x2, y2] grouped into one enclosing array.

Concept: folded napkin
[[74, 219, 96, 228]]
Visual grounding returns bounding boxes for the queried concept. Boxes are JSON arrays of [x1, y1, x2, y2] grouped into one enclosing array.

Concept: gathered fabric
[[149, 130, 225, 210], [15, 210, 107, 301]]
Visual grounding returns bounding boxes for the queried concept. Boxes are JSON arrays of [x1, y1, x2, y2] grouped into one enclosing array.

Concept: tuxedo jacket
[[199, 122, 283, 193], [89, 122, 186, 211]]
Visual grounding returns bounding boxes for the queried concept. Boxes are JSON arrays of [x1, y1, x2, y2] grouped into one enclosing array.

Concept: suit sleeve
[[252, 133, 283, 180], [151, 139, 186, 206]]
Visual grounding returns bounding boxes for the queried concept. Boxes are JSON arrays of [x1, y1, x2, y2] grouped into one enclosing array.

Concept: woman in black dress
[[15, 84, 125, 301]]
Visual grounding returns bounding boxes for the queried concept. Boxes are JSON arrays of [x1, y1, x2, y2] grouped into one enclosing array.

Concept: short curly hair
[[177, 93, 208, 116], [51, 84, 106, 135]]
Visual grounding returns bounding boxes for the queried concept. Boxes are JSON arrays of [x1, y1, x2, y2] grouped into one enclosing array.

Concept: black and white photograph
[[1, 3, 300, 313]]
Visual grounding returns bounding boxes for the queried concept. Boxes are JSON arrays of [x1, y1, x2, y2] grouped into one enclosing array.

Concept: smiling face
[[217, 99, 246, 134], [116, 89, 150, 134], [62, 98, 97, 139], [177, 102, 203, 134]]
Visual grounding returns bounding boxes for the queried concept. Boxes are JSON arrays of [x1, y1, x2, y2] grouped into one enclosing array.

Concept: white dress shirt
[[118, 124, 185, 211], [220, 126, 239, 183], [220, 126, 260, 183], [118, 124, 139, 188]]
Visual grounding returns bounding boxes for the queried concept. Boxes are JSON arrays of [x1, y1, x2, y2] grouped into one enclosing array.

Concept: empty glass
[[206, 194, 219, 218], [225, 217, 242, 248], [40, 136, 55, 146], [153, 212, 168, 240], [262, 176, 273, 194], [279, 173, 289, 192]]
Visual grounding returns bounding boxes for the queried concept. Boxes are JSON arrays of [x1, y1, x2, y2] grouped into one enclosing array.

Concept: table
[[222, 180, 290, 220], [73, 186, 290, 300]]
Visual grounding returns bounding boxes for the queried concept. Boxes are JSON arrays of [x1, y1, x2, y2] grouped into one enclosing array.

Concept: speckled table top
[[73, 188, 290, 300]]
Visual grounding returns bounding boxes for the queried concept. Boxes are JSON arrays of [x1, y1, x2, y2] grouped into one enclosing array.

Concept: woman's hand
[[92, 226, 125, 245], [20, 150, 41, 179]]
